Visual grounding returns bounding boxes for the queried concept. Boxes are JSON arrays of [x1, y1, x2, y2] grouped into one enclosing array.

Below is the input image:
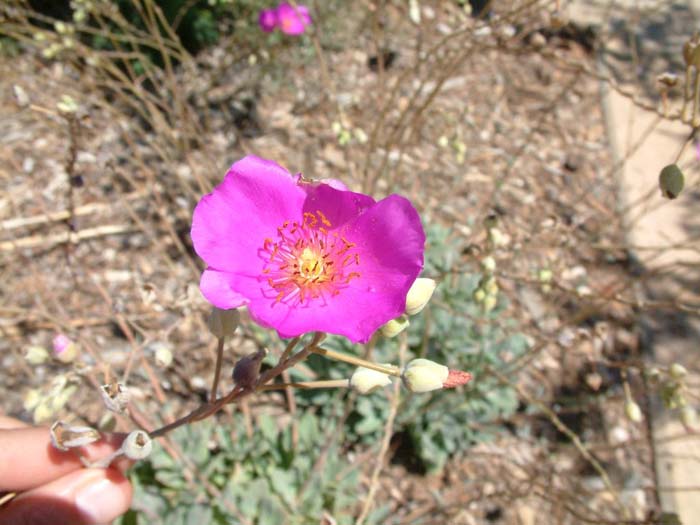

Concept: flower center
[[260, 211, 361, 306]]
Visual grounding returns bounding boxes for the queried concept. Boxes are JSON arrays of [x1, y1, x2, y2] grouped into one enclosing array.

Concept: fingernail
[[74, 472, 130, 524]]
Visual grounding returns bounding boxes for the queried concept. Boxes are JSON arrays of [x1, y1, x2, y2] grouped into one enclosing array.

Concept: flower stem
[[209, 336, 225, 403], [310, 346, 401, 377], [258, 379, 349, 391], [149, 333, 325, 439]]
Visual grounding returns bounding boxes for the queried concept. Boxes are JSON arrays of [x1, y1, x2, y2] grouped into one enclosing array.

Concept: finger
[[0, 416, 29, 429], [0, 467, 132, 525], [0, 426, 128, 492]]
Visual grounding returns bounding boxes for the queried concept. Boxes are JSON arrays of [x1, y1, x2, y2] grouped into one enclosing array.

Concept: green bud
[[489, 227, 510, 247], [669, 363, 687, 379], [24, 345, 50, 365], [538, 268, 553, 283], [380, 315, 410, 338], [625, 401, 643, 423], [208, 308, 240, 339], [232, 348, 267, 389], [152, 342, 173, 368], [680, 406, 698, 429], [349, 366, 393, 394], [659, 164, 684, 199], [73, 8, 87, 23], [56, 94, 78, 115], [483, 276, 499, 295], [402, 358, 449, 393], [354, 128, 368, 144], [473, 288, 486, 302], [23, 388, 42, 411], [405, 278, 437, 315], [483, 295, 498, 312], [481, 256, 496, 273]]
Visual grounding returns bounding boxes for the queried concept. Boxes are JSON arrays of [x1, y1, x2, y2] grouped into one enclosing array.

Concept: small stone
[[22, 157, 35, 173]]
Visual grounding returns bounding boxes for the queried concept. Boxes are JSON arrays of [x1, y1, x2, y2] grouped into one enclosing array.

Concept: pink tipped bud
[[442, 369, 472, 389], [52, 333, 78, 363], [403, 359, 472, 393]]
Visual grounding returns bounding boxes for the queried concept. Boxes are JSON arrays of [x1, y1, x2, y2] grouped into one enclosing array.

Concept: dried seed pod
[[659, 164, 684, 199], [50, 421, 100, 451], [657, 72, 679, 88], [100, 382, 130, 414], [122, 430, 153, 460]]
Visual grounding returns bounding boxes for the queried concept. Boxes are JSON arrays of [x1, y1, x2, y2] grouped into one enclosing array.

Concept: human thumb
[[0, 468, 132, 525]]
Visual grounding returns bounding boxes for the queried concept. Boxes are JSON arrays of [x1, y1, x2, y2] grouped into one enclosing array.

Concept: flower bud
[[680, 406, 698, 429], [380, 316, 409, 338], [24, 345, 50, 365], [151, 342, 173, 368], [207, 307, 240, 339], [473, 288, 486, 302], [52, 334, 78, 363], [56, 94, 78, 115], [489, 227, 510, 247], [50, 421, 100, 451], [405, 278, 437, 315], [23, 388, 41, 412], [483, 295, 498, 312], [483, 276, 499, 295], [403, 359, 449, 393], [350, 366, 393, 394], [538, 268, 553, 284], [402, 359, 472, 393], [481, 256, 496, 273], [232, 348, 267, 389], [669, 363, 687, 379], [625, 401, 643, 423], [659, 164, 684, 199], [122, 430, 153, 460], [646, 366, 661, 385], [100, 382, 130, 414]]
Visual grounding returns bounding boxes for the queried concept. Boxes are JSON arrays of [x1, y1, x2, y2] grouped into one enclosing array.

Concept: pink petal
[[276, 2, 311, 35], [258, 9, 278, 32], [200, 268, 248, 309], [191, 155, 306, 274]]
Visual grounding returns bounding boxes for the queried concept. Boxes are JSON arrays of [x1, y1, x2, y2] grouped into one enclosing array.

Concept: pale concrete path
[[569, 1, 700, 523]]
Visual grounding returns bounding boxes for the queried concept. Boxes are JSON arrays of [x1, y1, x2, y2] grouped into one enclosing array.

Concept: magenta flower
[[275, 3, 311, 35], [191, 156, 425, 343], [258, 8, 277, 33]]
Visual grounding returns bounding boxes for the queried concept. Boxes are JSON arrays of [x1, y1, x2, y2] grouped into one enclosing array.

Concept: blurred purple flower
[[258, 8, 277, 33], [276, 3, 311, 35], [258, 3, 311, 35], [191, 156, 425, 343]]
